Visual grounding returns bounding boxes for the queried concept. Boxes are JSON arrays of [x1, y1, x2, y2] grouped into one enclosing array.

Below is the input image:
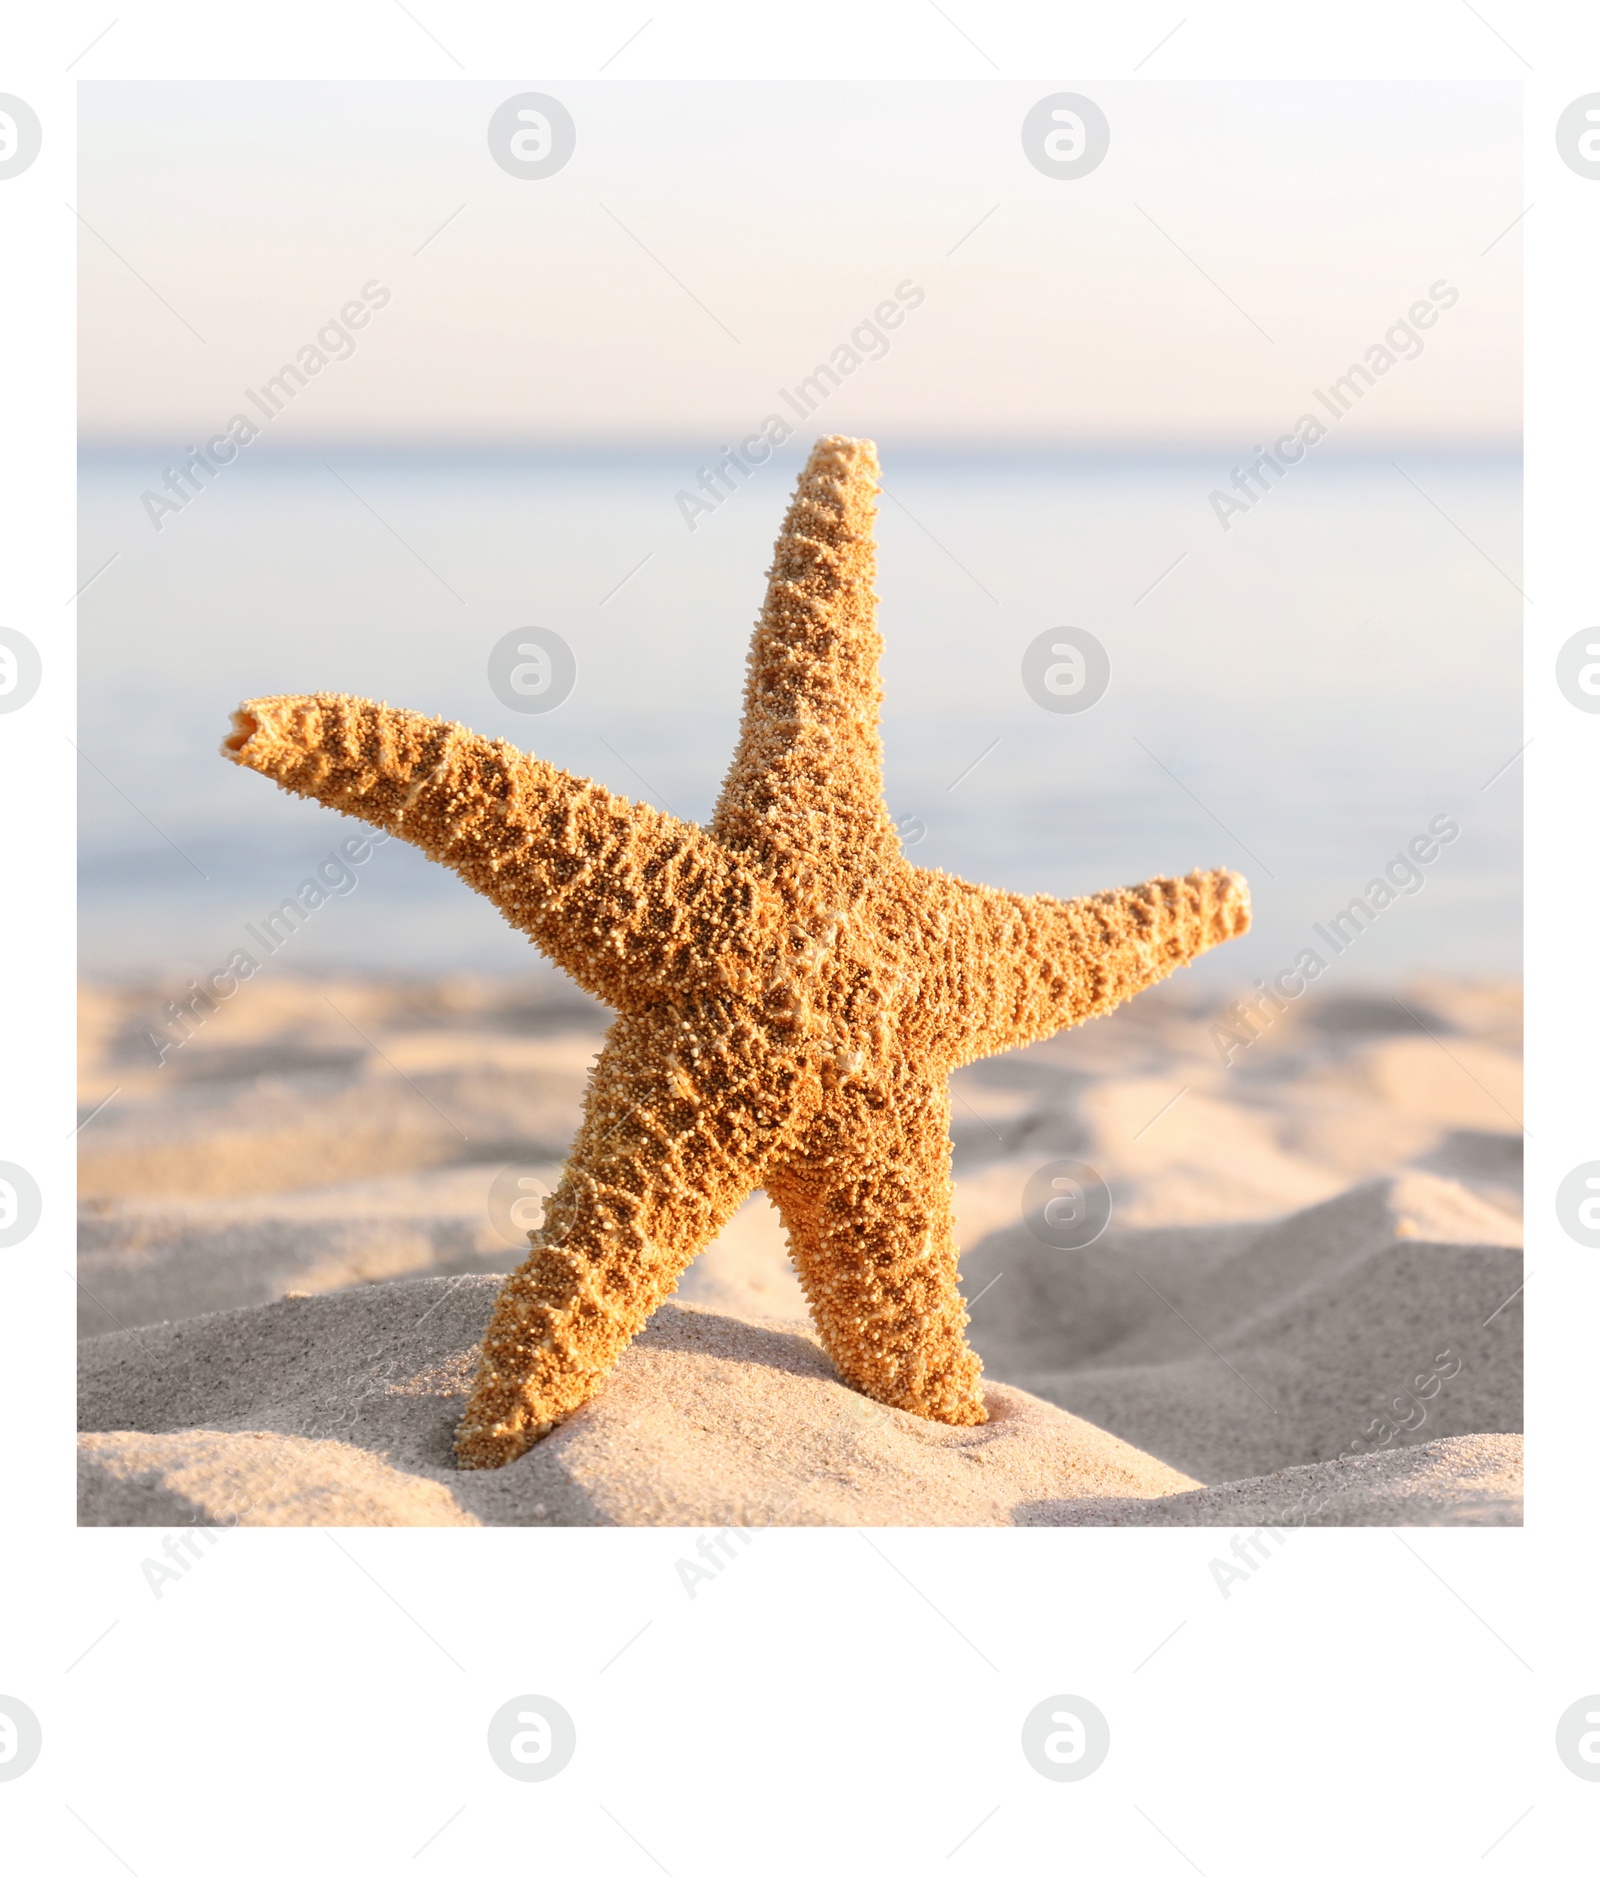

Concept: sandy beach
[[77, 969, 1522, 1526]]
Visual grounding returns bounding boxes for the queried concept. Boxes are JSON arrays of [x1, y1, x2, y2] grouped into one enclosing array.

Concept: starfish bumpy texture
[[224, 436, 1250, 1469]]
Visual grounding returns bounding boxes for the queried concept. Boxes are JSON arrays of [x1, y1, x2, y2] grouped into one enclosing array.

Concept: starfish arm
[[934, 866, 1251, 1065], [224, 693, 782, 1011], [711, 435, 902, 888], [455, 999, 822, 1468], [765, 1071, 986, 1426]]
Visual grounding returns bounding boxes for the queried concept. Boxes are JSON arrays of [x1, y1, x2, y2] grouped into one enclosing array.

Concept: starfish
[[224, 435, 1249, 1469]]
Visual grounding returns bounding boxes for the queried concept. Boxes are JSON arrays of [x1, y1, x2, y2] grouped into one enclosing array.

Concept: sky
[[77, 80, 1521, 448]]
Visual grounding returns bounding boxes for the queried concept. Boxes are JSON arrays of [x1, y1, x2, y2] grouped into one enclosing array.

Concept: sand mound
[[78, 1282, 1196, 1527], [1030, 1433, 1523, 1528], [78, 1278, 1518, 1528], [962, 1172, 1521, 1483]]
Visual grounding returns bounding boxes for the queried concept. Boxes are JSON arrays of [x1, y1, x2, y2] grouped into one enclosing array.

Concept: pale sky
[[78, 81, 1520, 445]]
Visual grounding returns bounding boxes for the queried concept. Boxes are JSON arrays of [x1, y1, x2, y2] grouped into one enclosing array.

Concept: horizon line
[[79, 430, 1524, 461]]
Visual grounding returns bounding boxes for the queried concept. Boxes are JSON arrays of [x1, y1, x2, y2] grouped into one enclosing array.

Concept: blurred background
[[77, 80, 1521, 986]]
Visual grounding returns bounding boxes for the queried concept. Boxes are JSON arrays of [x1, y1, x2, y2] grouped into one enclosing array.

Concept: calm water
[[78, 445, 1520, 988]]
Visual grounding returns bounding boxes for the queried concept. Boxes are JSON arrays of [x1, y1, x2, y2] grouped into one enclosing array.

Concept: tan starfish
[[224, 435, 1249, 1469]]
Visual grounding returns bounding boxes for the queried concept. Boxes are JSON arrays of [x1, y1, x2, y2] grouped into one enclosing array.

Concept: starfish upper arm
[[711, 436, 902, 880], [224, 693, 783, 1011], [933, 866, 1251, 1064]]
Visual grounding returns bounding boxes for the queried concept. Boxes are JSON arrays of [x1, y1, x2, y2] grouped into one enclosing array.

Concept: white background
[[1, 4, 1578, 1870]]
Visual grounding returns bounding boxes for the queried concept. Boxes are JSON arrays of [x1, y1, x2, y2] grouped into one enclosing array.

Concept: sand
[[77, 970, 1522, 1526]]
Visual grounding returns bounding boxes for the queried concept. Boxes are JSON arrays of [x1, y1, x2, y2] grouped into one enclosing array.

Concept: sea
[[77, 443, 1521, 992]]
